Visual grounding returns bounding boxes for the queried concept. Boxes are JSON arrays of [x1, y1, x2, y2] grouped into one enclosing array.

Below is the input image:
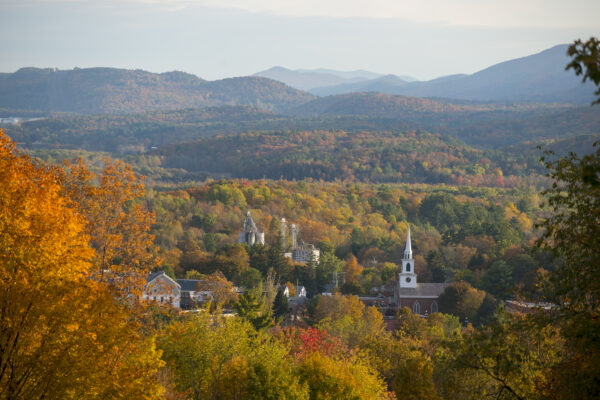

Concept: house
[[278, 285, 291, 297], [177, 279, 212, 310], [278, 284, 307, 299], [295, 285, 307, 298], [143, 273, 215, 310], [143, 271, 181, 308], [395, 226, 449, 315]]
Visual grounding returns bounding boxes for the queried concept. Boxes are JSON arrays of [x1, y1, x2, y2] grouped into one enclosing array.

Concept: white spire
[[404, 225, 412, 260]]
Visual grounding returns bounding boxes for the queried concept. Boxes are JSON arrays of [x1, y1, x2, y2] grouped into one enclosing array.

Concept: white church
[[395, 226, 449, 315]]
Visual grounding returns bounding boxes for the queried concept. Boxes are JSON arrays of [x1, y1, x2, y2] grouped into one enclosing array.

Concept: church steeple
[[404, 225, 412, 260], [399, 225, 417, 288]]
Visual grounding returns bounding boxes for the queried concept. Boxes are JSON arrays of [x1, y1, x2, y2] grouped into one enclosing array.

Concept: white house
[[143, 271, 181, 308]]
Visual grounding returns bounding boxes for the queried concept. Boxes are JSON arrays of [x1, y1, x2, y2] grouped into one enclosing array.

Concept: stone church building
[[237, 211, 265, 246]]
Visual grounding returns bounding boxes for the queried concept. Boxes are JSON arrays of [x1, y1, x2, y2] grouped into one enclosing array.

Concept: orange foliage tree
[[0, 131, 163, 400], [344, 255, 363, 283], [61, 158, 159, 295]]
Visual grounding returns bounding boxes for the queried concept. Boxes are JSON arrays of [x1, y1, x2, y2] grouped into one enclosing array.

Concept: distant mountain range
[[253, 67, 417, 91], [0, 44, 596, 117], [0, 67, 314, 114], [259, 45, 597, 104]]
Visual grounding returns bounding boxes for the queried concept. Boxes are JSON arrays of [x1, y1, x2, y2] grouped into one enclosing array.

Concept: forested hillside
[[155, 129, 544, 186], [5, 96, 598, 154], [0, 67, 314, 114]]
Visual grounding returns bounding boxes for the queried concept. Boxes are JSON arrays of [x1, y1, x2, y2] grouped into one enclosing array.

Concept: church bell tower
[[399, 226, 417, 288]]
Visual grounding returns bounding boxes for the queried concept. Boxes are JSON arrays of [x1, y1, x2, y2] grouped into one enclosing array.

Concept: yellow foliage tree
[[62, 158, 159, 296], [0, 131, 163, 400]]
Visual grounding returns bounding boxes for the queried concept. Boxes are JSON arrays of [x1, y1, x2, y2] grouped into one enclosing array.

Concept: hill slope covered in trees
[[5, 98, 598, 152], [0, 67, 315, 114]]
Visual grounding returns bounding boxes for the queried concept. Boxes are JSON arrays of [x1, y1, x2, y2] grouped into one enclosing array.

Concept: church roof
[[398, 283, 449, 298]]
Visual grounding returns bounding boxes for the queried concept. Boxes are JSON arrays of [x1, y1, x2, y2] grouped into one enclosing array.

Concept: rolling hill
[[5, 96, 599, 153], [0, 67, 315, 114]]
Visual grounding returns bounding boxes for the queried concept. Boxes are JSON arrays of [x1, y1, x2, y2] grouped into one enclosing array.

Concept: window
[[431, 301, 438, 313], [413, 301, 421, 314], [405, 277, 411, 283], [406, 262, 411, 272], [160, 296, 164, 303]]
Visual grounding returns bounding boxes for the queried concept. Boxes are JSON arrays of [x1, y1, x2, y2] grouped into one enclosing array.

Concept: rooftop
[[397, 283, 449, 298]]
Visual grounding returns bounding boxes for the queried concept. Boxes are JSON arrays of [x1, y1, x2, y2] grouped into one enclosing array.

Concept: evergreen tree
[[426, 250, 447, 283], [273, 289, 290, 322], [235, 290, 273, 331], [268, 239, 292, 281], [481, 260, 513, 299]]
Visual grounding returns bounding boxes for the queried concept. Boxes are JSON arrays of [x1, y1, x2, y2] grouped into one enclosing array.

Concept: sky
[[1, 0, 599, 81]]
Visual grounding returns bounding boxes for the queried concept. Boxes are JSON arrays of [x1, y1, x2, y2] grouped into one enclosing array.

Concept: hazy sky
[[1, 0, 599, 80]]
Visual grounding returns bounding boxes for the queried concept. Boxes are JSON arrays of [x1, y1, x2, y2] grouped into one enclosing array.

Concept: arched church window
[[406, 262, 411, 272], [431, 301, 438, 313], [413, 301, 421, 314]]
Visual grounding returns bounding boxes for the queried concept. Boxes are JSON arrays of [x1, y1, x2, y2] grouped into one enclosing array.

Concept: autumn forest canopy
[[0, 37, 600, 399]]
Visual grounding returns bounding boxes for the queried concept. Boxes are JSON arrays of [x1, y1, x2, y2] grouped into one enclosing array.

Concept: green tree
[[273, 289, 290, 321], [446, 312, 562, 400], [438, 281, 486, 324], [481, 260, 513, 299], [237, 267, 263, 289], [566, 37, 600, 104], [159, 311, 307, 400], [506, 253, 537, 287], [537, 140, 600, 398], [235, 290, 273, 330], [426, 251, 447, 283]]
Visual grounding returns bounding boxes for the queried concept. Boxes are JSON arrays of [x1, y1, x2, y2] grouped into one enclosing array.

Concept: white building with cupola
[[396, 226, 449, 315]]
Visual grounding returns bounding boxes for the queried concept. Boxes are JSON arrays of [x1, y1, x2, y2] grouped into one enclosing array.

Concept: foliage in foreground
[[159, 310, 391, 400], [0, 130, 163, 400]]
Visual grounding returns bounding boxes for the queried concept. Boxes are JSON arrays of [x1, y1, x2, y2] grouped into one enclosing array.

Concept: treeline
[[4, 101, 599, 153]]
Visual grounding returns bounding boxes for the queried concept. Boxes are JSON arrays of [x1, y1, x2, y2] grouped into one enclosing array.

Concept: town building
[[282, 219, 320, 264], [237, 211, 265, 246], [143, 272, 216, 310], [395, 226, 449, 315], [143, 271, 181, 308]]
